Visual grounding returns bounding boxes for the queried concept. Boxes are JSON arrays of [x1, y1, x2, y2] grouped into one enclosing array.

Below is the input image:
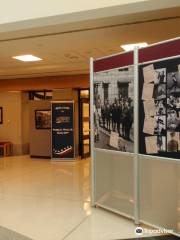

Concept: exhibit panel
[[138, 37, 180, 235], [51, 101, 75, 160], [91, 37, 180, 236], [91, 51, 136, 219], [93, 54, 134, 153]]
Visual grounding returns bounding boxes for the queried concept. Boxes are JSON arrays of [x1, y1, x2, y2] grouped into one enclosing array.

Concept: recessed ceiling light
[[121, 42, 148, 51], [13, 55, 42, 62]]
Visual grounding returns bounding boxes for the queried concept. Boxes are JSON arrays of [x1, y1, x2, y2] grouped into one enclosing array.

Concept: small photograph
[[167, 110, 180, 132], [56, 116, 70, 124], [167, 132, 180, 152], [167, 71, 180, 96], [155, 99, 166, 115], [154, 115, 166, 135], [35, 110, 51, 129], [167, 96, 180, 117], [176, 97, 180, 112], [167, 95, 176, 110], [154, 68, 166, 84], [157, 135, 166, 152], [153, 84, 166, 100]]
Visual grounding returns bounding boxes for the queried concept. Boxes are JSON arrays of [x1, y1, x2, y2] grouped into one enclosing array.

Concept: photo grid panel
[[93, 67, 134, 153], [167, 71, 180, 152], [139, 57, 180, 158]]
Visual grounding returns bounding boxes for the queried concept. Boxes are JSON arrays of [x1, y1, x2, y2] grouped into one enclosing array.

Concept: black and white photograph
[[155, 99, 166, 115], [167, 71, 180, 96], [167, 132, 179, 152], [167, 95, 177, 110], [155, 68, 166, 84], [167, 110, 180, 132], [154, 115, 166, 135], [35, 110, 51, 129], [94, 67, 134, 153], [157, 135, 166, 152], [153, 83, 166, 100]]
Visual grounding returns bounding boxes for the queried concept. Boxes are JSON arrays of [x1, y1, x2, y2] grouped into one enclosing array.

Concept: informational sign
[[139, 57, 180, 159], [51, 101, 75, 160]]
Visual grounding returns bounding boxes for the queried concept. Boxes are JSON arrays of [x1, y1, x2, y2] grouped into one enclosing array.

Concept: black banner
[[51, 101, 74, 159]]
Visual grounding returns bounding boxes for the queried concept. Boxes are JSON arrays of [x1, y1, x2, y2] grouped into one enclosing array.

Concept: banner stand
[[51, 101, 75, 161]]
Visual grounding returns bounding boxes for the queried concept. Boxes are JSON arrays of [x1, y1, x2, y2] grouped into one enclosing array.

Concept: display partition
[[90, 50, 138, 221], [91, 37, 180, 236], [138, 38, 180, 236]]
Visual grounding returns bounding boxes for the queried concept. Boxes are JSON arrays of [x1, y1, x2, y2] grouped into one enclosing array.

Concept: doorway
[[79, 90, 90, 158]]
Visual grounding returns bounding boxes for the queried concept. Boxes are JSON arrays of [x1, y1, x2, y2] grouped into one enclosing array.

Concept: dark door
[[79, 97, 90, 158]]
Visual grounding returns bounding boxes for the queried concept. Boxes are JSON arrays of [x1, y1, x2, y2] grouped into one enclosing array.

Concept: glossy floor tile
[[0, 155, 158, 240], [0, 226, 32, 240]]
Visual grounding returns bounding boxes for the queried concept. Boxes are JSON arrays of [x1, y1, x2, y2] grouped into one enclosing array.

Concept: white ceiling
[[0, 7, 180, 79]]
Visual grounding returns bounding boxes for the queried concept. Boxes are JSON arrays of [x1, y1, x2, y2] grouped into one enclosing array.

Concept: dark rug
[[0, 226, 33, 240]]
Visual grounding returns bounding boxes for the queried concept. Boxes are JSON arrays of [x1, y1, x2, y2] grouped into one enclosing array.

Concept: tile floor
[[0, 155, 157, 240]]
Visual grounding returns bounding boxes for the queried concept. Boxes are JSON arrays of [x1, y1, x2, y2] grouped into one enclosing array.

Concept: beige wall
[[0, 90, 79, 157], [0, 75, 89, 92], [0, 91, 23, 155], [29, 100, 51, 157]]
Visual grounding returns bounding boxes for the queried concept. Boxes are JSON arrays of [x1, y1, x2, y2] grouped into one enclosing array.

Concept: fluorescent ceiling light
[[121, 42, 148, 51], [13, 55, 42, 62]]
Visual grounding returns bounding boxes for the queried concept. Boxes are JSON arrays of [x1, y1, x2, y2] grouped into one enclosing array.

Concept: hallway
[[0, 156, 153, 240]]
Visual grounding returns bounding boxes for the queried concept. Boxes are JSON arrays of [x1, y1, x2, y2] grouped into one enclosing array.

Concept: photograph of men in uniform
[[93, 67, 134, 153]]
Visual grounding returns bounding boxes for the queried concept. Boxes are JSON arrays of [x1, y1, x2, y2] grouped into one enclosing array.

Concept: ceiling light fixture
[[13, 55, 42, 62], [121, 42, 148, 51]]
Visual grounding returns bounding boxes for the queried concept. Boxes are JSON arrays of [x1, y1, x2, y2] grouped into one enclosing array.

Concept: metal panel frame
[[90, 58, 96, 205], [91, 53, 136, 219], [134, 47, 140, 225]]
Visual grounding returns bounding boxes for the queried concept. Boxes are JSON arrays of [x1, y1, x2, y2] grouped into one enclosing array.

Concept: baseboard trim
[[30, 155, 51, 159]]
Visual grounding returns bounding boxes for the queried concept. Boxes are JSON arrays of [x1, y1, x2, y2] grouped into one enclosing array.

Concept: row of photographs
[[145, 133, 180, 154]]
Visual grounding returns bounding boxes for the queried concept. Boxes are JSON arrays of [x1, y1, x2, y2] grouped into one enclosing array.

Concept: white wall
[[0, 0, 150, 24], [1, 0, 180, 32]]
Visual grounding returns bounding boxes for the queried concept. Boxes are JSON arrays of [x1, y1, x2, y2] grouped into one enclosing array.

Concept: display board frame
[[90, 49, 139, 223], [51, 100, 75, 161], [91, 36, 180, 237]]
